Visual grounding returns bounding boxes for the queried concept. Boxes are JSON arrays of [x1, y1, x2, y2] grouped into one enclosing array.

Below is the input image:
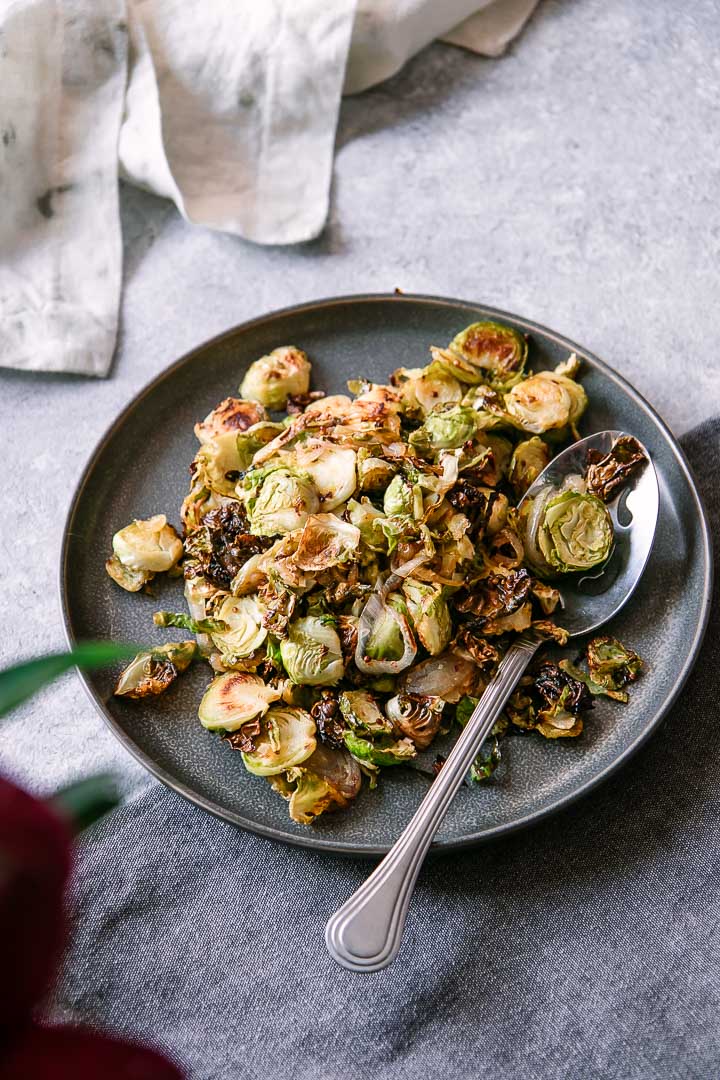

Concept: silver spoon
[[325, 430, 659, 972]]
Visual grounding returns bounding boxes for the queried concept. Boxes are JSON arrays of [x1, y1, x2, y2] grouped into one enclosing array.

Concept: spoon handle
[[325, 636, 540, 972]]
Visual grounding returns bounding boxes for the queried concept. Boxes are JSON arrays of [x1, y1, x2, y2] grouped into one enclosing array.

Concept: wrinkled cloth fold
[[0, 0, 538, 376], [53, 422, 717, 1080]]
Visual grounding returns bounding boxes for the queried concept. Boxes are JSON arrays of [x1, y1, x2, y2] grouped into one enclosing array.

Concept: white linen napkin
[[0, 0, 538, 376]]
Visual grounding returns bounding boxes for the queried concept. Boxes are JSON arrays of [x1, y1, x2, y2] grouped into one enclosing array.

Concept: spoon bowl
[[520, 429, 659, 637]]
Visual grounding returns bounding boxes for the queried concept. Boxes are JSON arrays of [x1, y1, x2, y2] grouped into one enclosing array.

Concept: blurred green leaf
[[0, 642, 142, 718], [50, 773, 122, 832]]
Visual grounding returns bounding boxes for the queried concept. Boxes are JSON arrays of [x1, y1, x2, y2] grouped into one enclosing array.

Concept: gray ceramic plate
[[61, 294, 712, 856]]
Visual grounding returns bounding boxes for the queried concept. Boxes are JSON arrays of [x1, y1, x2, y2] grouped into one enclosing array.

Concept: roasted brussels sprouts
[[194, 397, 268, 444], [533, 661, 591, 739], [401, 579, 452, 655], [508, 436, 551, 497], [293, 514, 360, 572], [523, 485, 614, 575], [357, 450, 397, 492], [291, 440, 357, 510], [451, 321, 527, 378], [585, 435, 647, 502], [383, 474, 415, 518], [110, 320, 642, 826], [505, 371, 587, 434], [198, 671, 281, 731], [586, 636, 642, 691], [343, 729, 416, 767], [241, 706, 316, 775], [107, 514, 183, 591], [242, 467, 319, 536], [240, 346, 311, 409], [210, 595, 267, 665], [409, 404, 478, 454], [114, 642, 197, 698], [280, 616, 344, 686], [338, 689, 392, 735]]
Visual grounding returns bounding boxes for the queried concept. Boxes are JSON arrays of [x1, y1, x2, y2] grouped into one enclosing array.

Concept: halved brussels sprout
[[448, 321, 528, 381], [194, 398, 268, 444], [527, 488, 614, 574], [269, 743, 362, 823], [241, 706, 316, 775], [343, 729, 416, 767], [115, 642, 198, 698], [508, 436, 551, 497], [210, 595, 267, 664], [383, 474, 416, 517], [338, 689, 392, 734], [240, 346, 311, 410], [235, 421, 286, 470], [198, 671, 281, 731], [401, 579, 452, 655], [192, 433, 245, 497], [294, 514, 361, 572], [393, 363, 464, 417], [409, 404, 478, 454], [243, 467, 319, 536], [291, 441, 357, 510], [105, 556, 151, 593], [355, 593, 417, 675], [347, 498, 387, 551], [385, 693, 444, 749], [357, 450, 397, 492], [109, 514, 183, 588], [280, 616, 344, 686], [505, 372, 587, 434]]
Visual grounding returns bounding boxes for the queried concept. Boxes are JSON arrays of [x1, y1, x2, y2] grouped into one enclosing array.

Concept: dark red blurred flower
[[0, 775, 183, 1078]]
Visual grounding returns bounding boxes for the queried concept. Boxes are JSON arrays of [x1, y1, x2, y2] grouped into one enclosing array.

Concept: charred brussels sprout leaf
[[586, 636, 643, 691], [469, 739, 502, 782], [558, 659, 629, 702], [310, 691, 346, 749], [240, 346, 311, 410], [585, 435, 647, 503], [533, 661, 592, 738], [153, 611, 227, 634], [343, 729, 417, 767], [114, 641, 197, 698]]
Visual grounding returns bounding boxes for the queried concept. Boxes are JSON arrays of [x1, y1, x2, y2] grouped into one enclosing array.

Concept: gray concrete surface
[[1, 0, 718, 796]]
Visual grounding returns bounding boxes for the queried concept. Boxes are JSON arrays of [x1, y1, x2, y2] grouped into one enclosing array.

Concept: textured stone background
[[1, 0, 718, 794]]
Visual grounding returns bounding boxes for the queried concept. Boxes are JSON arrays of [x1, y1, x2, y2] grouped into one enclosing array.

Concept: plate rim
[[59, 292, 714, 857]]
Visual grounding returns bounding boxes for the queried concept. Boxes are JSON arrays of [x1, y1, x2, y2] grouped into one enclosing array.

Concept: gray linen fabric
[[54, 421, 719, 1080]]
